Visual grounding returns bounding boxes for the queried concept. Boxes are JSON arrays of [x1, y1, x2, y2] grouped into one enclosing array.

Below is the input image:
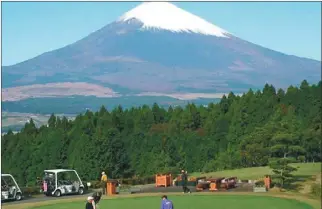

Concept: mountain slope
[[2, 2, 321, 101]]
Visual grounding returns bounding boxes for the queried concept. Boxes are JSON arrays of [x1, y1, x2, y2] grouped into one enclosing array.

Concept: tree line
[[1, 80, 321, 186]]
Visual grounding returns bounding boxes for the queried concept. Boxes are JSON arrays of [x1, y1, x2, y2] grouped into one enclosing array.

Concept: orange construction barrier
[[107, 180, 117, 195], [209, 183, 218, 191], [155, 174, 172, 187], [207, 177, 224, 191]]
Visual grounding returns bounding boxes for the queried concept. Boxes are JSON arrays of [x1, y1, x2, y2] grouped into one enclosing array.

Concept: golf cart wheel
[[78, 187, 84, 195], [15, 193, 22, 201], [54, 190, 61, 197]]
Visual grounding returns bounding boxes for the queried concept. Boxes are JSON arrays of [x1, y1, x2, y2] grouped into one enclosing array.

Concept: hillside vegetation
[[1, 80, 321, 187]]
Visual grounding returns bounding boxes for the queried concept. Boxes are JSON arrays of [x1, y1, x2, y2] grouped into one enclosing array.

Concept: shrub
[[202, 160, 217, 173], [270, 178, 281, 188], [22, 186, 41, 195], [254, 180, 265, 187], [88, 176, 155, 189], [120, 176, 155, 185], [90, 180, 102, 189]]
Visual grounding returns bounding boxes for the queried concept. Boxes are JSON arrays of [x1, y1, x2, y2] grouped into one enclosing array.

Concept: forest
[[1, 80, 321, 186]]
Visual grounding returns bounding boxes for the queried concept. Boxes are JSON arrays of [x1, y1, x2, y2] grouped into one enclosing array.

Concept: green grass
[[192, 163, 321, 180], [31, 195, 313, 209]]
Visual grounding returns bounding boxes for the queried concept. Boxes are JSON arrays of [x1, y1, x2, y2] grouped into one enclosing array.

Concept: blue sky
[[2, 2, 321, 66]]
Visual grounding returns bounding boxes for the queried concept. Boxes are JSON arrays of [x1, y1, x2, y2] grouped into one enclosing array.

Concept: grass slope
[[191, 163, 321, 196], [192, 163, 321, 180]]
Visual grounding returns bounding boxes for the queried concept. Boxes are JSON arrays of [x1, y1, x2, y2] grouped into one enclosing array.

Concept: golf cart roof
[[1, 174, 22, 191], [44, 169, 77, 173], [1, 174, 14, 177]]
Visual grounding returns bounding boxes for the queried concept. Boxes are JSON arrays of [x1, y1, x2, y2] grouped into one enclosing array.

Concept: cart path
[[2, 193, 89, 205], [2, 183, 253, 206], [2, 185, 197, 205]]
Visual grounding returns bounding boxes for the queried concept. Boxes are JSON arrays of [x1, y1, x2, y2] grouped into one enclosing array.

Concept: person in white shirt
[[85, 196, 96, 209]]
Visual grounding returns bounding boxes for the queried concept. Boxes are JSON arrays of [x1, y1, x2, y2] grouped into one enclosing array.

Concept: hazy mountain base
[[1, 96, 220, 133], [1, 112, 76, 133], [1, 81, 241, 102]]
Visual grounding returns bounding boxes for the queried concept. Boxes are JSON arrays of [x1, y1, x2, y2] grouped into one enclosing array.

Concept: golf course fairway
[[31, 195, 313, 209]]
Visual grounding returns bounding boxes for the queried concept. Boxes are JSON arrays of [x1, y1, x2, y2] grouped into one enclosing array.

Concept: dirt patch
[[296, 173, 322, 195], [315, 173, 321, 184], [2, 82, 120, 101]]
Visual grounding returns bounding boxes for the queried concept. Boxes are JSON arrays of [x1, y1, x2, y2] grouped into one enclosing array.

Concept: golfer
[[85, 196, 96, 209], [181, 169, 191, 193], [92, 191, 102, 204], [160, 195, 174, 209]]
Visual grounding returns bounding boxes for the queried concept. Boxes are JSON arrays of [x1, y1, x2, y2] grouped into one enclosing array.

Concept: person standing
[[160, 195, 174, 209], [101, 171, 108, 195], [180, 169, 191, 193]]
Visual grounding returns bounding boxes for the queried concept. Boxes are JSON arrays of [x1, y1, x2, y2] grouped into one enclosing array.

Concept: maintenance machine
[[42, 169, 85, 197], [1, 174, 23, 201]]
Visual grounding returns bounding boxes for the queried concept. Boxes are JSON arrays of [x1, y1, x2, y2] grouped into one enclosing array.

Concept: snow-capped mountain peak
[[118, 2, 229, 37]]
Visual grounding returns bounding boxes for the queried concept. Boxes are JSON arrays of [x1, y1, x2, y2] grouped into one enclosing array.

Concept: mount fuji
[[2, 2, 321, 105]]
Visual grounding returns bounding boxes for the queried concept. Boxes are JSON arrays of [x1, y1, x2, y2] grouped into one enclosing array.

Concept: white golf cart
[[1, 174, 23, 201], [42, 169, 85, 197]]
